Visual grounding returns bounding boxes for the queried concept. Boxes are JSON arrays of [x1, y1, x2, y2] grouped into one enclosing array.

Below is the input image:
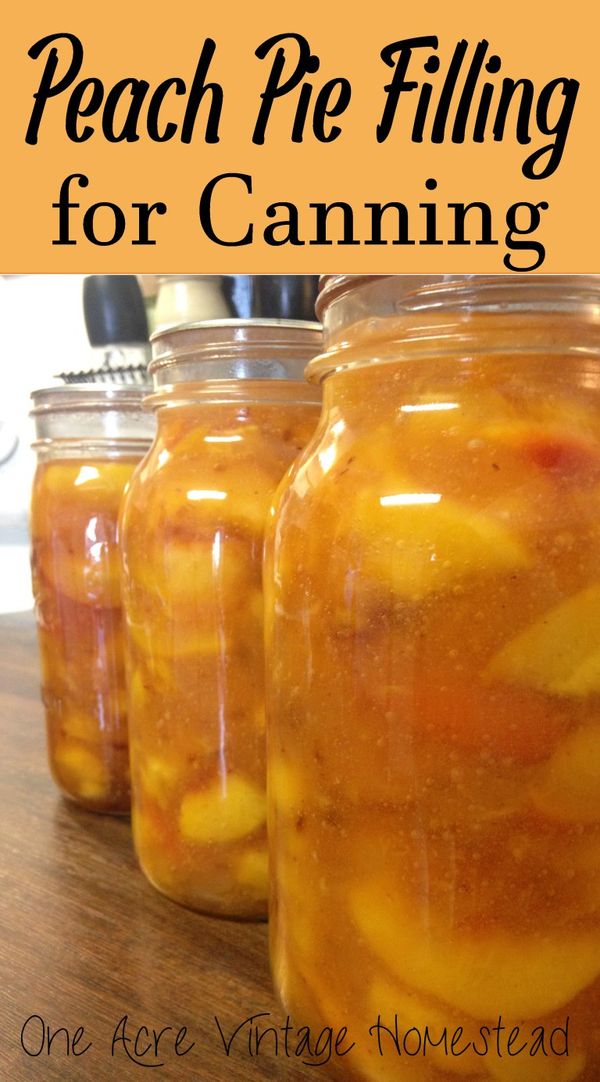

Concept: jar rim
[[149, 319, 322, 385], [150, 317, 321, 343], [309, 276, 600, 383], [316, 274, 600, 321], [30, 384, 151, 415], [316, 275, 387, 319]]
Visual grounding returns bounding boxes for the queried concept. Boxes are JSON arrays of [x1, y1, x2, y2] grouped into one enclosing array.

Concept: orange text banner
[[2, 0, 598, 272]]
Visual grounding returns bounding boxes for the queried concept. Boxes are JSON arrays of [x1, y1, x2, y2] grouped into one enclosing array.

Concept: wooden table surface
[[0, 612, 314, 1081]]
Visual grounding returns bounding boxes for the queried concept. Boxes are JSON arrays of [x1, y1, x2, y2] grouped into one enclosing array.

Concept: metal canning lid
[[30, 384, 152, 415]]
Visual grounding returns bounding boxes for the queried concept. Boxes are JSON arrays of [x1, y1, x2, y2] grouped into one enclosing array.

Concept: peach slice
[[347, 484, 529, 601], [53, 741, 110, 801], [235, 848, 268, 895], [139, 754, 181, 807], [179, 774, 266, 844], [351, 882, 600, 1020], [531, 726, 600, 823], [485, 585, 600, 696], [488, 1049, 585, 1081], [367, 976, 484, 1077]]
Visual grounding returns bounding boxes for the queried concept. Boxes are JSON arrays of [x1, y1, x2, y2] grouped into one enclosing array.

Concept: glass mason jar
[[30, 385, 154, 814], [120, 320, 321, 918], [266, 276, 600, 1082]]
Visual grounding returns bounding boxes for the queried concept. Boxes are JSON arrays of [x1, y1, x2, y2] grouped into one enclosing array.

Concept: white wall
[[0, 275, 94, 611]]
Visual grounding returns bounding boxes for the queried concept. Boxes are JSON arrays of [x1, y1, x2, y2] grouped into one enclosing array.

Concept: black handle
[[222, 275, 319, 320], [83, 275, 149, 346]]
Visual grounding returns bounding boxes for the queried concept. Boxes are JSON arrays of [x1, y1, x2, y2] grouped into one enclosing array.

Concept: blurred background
[[1, 275, 93, 612], [0, 274, 319, 613]]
